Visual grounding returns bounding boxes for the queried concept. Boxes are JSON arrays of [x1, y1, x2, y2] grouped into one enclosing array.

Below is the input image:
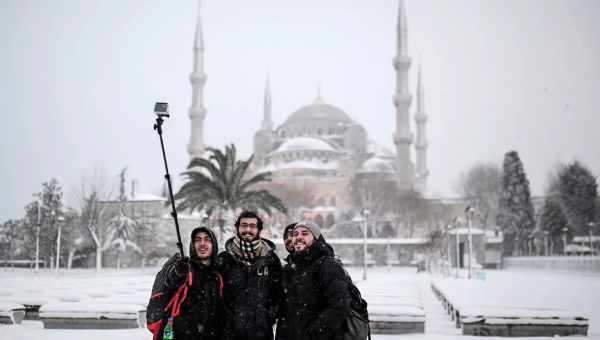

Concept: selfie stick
[[153, 102, 185, 258]]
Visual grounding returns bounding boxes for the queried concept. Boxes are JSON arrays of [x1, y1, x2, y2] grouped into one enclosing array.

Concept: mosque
[[186, 0, 431, 230], [95, 1, 509, 268]]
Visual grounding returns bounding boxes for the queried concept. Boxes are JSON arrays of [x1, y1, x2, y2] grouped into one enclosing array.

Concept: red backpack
[[146, 258, 224, 340]]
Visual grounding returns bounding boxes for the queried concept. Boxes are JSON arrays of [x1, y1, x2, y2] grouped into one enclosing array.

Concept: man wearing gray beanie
[[275, 221, 351, 340]]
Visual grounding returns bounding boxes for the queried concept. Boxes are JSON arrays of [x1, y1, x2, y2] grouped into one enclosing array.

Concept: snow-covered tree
[[80, 191, 107, 271], [103, 209, 141, 269], [496, 151, 536, 256], [558, 161, 598, 236], [22, 179, 65, 266], [76, 167, 115, 271], [456, 163, 502, 228], [0, 219, 23, 263], [175, 144, 287, 238]]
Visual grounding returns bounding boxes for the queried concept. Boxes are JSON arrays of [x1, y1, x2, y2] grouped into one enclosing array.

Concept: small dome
[[366, 140, 395, 158], [283, 100, 353, 126], [276, 137, 335, 152], [357, 157, 395, 174]]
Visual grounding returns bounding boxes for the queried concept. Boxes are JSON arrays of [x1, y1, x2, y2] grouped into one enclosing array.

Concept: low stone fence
[[504, 256, 600, 273], [431, 280, 589, 337]]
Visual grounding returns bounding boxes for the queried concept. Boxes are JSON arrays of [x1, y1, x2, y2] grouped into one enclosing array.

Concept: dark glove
[[166, 255, 189, 287]]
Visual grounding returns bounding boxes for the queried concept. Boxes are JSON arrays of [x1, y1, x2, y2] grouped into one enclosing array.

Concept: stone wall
[[504, 256, 600, 273]]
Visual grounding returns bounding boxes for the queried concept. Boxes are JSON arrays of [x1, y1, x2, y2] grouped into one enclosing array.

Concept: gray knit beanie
[[293, 220, 321, 239]]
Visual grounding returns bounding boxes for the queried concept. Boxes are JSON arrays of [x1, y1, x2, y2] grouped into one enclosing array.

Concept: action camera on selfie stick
[[153, 102, 185, 258]]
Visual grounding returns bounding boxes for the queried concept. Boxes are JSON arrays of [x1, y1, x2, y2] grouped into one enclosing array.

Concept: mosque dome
[[282, 98, 353, 126], [357, 157, 395, 174], [366, 140, 395, 159], [276, 137, 335, 152]]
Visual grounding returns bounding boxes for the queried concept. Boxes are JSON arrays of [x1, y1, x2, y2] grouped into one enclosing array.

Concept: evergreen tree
[[539, 197, 569, 254], [22, 179, 65, 266], [558, 161, 598, 236], [496, 151, 536, 256], [0, 219, 23, 262]]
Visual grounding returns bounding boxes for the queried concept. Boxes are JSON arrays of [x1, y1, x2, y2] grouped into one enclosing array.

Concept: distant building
[[447, 227, 504, 269]]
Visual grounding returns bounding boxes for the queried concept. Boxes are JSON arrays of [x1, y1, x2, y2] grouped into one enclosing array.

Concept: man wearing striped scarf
[[217, 211, 282, 340]]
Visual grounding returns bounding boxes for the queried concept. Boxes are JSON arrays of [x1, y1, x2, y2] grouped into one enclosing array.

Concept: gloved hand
[[167, 255, 189, 287]]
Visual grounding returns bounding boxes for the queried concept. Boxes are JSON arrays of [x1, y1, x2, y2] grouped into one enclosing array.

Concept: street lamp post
[[588, 222, 595, 254], [543, 230, 549, 256], [445, 224, 451, 275], [561, 227, 568, 256], [465, 206, 475, 279], [34, 201, 41, 273], [452, 217, 459, 278], [361, 208, 370, 281]]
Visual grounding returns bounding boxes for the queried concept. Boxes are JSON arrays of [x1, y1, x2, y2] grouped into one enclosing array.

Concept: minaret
[[414, 64, 429, 192], [188, 0, 207, 159], [393, 0, 414, 190], [253, 75, 275, 166], [261, 76, 273, 131]]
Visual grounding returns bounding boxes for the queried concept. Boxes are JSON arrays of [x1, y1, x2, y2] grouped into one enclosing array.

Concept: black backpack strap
[[316, 256, 372, 340]]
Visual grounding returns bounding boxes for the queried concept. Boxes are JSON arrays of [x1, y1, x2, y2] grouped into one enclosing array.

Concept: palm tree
[[174, 144, 287, 236], [103, 209, 141, 269]]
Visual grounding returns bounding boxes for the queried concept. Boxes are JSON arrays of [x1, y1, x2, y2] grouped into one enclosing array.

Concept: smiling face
[[193, 231, 213, 265], [238, 217, 260, 241], [292, 226, 315, 253]]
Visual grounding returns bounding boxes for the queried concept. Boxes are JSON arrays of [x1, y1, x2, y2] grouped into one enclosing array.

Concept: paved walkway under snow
[[418, 274, 462, 336]]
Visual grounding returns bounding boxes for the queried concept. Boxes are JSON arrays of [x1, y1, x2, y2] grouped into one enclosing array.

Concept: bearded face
[[238, 217, 260, 241], [292, 226, 314, 253]]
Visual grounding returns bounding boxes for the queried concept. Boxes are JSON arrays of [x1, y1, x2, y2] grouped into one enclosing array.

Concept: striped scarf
[[231, 236, 269, 264]]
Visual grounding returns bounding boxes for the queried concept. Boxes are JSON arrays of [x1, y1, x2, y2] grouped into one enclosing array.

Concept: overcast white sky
[[1, 0, 599, 220]]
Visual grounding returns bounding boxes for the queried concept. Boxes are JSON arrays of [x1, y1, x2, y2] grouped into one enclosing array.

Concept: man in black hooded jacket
[[277, 221, 351, 340], [159, 226, 223, 340], [217, 211, 282, 340]]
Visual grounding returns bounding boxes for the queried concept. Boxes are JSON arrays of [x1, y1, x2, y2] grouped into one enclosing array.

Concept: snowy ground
[[0, 266, 598, 339]]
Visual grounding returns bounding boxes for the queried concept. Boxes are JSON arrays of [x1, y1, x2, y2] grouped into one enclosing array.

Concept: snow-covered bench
[[39, 302, 146, 329], [0, 295, 59, 320], [459, 306, 589, 337], [364, 286, 425, 334], [0, 302, 26, 325], [431, 281, 589, 337], [368, 304, 425, 334]]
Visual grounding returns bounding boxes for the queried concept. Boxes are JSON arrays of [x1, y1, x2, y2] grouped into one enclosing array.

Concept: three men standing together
[[149, 211, 354, 340]]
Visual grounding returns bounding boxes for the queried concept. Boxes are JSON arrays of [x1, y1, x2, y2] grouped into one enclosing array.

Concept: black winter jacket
[[276, 236, 351, 340], [160, 227, 224, 340], [217, 238, 283, 340]]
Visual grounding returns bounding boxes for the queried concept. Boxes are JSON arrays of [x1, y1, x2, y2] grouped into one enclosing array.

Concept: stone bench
[[0, 295, 60, 321], [460, 306, 589, 337], [0, 302, 26, 325], [39, 302, 146, 329], [368, 304, 425, 334], [431, 282, 589, 337]]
